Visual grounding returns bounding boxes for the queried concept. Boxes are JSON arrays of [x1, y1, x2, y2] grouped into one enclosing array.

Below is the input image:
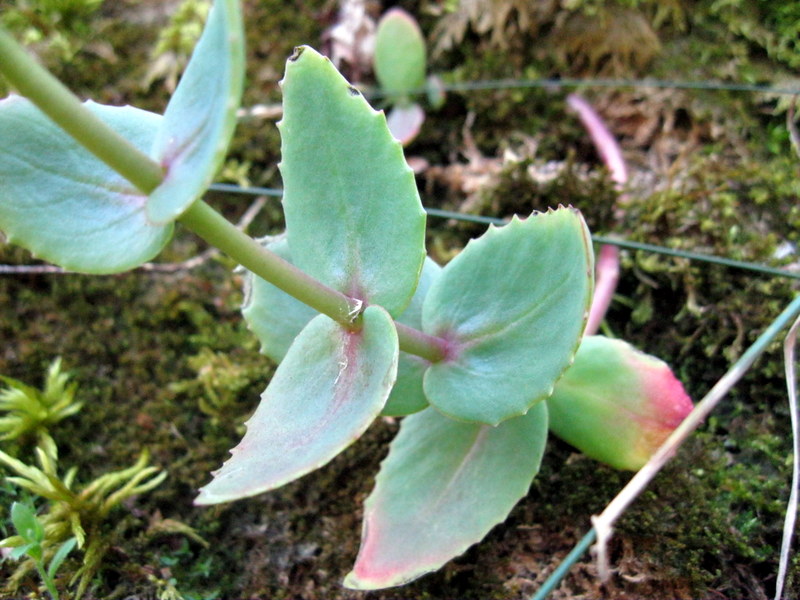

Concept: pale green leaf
[[195, 305, 398, 504], [345, 402, 548, 590], [422, 208, 593, 425], [47, 537, 77, 580], [279, 46, 426, 317], [148, 0, 244, 225], [11, 502, 43, 544], [375, 8, 427, 99], [0, 96, 172, 273], [9, 542, 37, 561]]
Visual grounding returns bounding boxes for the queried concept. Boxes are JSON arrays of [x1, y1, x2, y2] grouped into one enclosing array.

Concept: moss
[[608, 151, 799, 376], [492, 421, 794, 599], [0, 237, 273, 597], [622, 430, 790, 597]]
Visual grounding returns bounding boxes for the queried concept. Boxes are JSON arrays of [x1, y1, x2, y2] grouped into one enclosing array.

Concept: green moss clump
[[0, 242, 271, 597], [480, 154, 619, 230], [628, 430, 790, 596], [611, 152, 799, 372]]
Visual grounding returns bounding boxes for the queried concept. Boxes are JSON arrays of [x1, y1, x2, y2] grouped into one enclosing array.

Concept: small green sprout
[[5, 501, 77, 600], [0, 436, 166, 597], [0, 358, 83, 444], [374, 8, 444, 145]]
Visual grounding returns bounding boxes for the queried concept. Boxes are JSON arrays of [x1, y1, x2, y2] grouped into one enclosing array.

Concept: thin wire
[[442, 78, 800, 96], [530, 529, 597, 600], [208, 183, 283, 197], [234, 78, 800, 122], [0, 195, 267, 274], [427, 209, 800, 281], [204, 187, 800, 281], [5, 186, 797, 281], [365, 77, 800, 101]]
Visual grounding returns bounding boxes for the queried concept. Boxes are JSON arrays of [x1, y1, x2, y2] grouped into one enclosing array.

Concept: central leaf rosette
[[197, 49, 595, 589]]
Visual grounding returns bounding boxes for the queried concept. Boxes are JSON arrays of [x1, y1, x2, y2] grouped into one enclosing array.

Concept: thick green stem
[[396, 322, 447, 363], [0, 26, 449, 362], [0, 26, 163, 195], [179, 201, 361, 325], [179, 202, 447, 361]]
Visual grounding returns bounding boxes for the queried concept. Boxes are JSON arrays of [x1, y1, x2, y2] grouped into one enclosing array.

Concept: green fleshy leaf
[[422, 208, 593, 425], [279, 46, 426, 317], [374, 8, 426, 99], [11, 502, 43, 544], [381, 257, 441, 416], [195, 305, 398, 504], [547, 335, 693, 471], [241, 235, 318, 363], [426, 75, 446, 110], [148, 0, 244, 225], [0, 96, 172, 273], [345, 402, 548, 590], [9, 542, 37, 561], [381, 357, 428, 417]]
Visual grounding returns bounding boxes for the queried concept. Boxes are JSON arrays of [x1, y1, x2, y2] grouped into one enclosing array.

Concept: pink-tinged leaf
[[547, 335, 693, 471], [422, 208, 594, 425], [345, 402, 548, 590], [386, 102, 425, 146], [195, 306, 398, 504]]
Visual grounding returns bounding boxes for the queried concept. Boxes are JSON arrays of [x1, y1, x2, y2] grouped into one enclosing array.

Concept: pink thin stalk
[[567, 94, 628, 187], [567, 93, 627, 335], [584, 244, 619, 336]]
